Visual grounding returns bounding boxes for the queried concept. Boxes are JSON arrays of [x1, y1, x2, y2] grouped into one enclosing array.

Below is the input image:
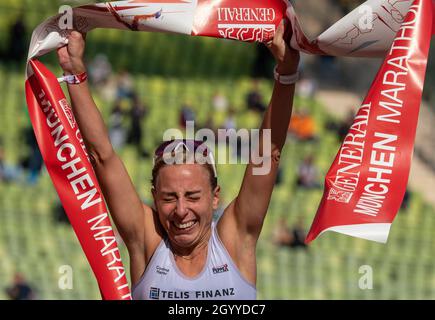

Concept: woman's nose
[[175, 199, 188, 217]]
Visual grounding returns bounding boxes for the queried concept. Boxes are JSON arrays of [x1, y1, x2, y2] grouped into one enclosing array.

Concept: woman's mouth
[[173, 220, 197, 231]]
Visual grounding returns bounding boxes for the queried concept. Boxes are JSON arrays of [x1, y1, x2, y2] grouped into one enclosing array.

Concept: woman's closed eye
[[187, 196, 200, 202]]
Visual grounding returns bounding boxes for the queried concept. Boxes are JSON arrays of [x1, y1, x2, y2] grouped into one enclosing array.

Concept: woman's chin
[[170, 233, 200, 250]]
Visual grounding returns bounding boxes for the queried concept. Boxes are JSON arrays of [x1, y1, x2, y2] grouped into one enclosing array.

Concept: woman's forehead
[[156, 164, 209, 189]]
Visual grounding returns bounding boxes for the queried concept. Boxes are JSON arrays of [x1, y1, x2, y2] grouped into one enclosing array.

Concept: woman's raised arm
[[219, 20, 300, 245], [57, 32, 159, 276]]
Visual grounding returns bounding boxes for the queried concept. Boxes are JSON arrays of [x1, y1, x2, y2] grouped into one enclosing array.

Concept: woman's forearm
[[261, 81, 296, 151], [67, 81, 114, 162], [260, 18, 299, 153], [56, 31, 113, 162]]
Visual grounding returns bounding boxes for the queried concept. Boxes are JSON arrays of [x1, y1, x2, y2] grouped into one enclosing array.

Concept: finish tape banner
[[25, 0, 433, 299], [25, 60, 132, 300], [305, 0, 433, 244]]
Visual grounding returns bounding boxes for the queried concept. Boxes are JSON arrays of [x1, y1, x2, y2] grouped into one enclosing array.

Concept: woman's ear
[[212, 185, 221, 210]]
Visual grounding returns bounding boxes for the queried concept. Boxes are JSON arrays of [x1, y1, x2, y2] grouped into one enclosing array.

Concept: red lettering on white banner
[[306, 0, 433, 244], [25, 60, 131, 299]]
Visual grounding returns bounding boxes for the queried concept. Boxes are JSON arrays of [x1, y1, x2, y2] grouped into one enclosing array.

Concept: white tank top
[[132, 223, 257, 300]]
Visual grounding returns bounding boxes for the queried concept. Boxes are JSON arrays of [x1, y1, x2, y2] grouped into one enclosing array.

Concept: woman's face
[[152, 164, 219, 249]]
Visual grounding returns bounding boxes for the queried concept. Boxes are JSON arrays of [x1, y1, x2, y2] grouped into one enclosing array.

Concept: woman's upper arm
[[91, 150, 149, 251]]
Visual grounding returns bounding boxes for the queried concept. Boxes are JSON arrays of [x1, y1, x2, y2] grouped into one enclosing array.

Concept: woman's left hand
[[266, 19, 300, 75]]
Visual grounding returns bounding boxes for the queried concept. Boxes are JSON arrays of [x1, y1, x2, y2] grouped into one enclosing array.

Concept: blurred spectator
[[116, 70, 135, 100], [53, 200, 70, 225], [317, 55, 340, 85], [179, 102, 196, 129], [128, 94, 148, 156], [109, 101, 127, 151], [202, 114, 216, 133], [297, 73, 318, 99], [337, 110, 355, 142], [0, 148, 5, 182], [325, 110, 355, 143], [246, 80, 266, 113], [223, 107, 237, 131], [400, 189, 411, 211], [88, 54, 112, 87], [274, 218, 292, 247], [288, 110, 318, 141], [273, 217, 308, 249], [275, 167, 284, 186], [221, 107, 240, 160], [6, 14, 27, 62], [5, 273, 35, 300], [325, 110, 354, 142], [21, 127, 43, 184], [251, 43, 274, 79], [0, 146, 22, 183], [296, 155, 320, 189], [212, 91, 229, 112]]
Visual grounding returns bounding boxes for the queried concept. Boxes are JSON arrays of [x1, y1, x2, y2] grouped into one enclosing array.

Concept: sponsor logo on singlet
[[148, 287, 236, 299], [149, 287, 160, 300], [156, 266, 170, 275], [212, 263, 229, 274]]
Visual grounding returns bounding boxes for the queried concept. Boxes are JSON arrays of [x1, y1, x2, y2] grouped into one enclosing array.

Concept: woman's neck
[[170, 227, 212, 260], [170, 228, 212, 278]]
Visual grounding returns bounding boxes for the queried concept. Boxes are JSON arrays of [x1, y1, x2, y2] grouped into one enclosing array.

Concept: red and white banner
[[25, 0, 433, 299], [306, 0, 433, 243], [25, 60, 131, 299]]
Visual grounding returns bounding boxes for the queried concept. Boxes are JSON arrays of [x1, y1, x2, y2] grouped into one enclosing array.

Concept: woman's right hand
[[57, 31, 87, 75], [266, 19, 300, 75]]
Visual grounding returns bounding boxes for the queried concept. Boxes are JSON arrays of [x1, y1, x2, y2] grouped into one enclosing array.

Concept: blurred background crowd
[[0, 0, 434, 299]]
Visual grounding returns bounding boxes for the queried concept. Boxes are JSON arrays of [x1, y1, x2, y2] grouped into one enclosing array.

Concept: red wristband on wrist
[[58, 71, 88, 85]]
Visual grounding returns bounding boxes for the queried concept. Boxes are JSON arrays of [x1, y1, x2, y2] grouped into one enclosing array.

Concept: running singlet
[[132, 223, 257, 300]]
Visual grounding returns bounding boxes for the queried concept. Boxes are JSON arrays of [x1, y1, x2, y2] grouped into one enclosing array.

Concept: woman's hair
[[151, 140, 218, 190]]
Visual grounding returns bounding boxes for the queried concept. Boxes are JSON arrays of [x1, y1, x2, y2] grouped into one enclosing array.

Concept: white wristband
[[57, 72, 88, 85], [274, 66, 299, 85]]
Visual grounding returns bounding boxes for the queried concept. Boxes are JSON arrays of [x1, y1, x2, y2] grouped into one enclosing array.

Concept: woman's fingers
[[264, 19, 300, 73], [265, 19, 285, 48], [70, 30, 83, 40], [56, 30, 87, 73], [68, 31, 85, 49], [273, 20, 285, 44], [65, 30, 86, 62], [56, 46, 68, 63]]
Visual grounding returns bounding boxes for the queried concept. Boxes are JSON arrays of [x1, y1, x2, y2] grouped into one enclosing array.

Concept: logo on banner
[[217, 7, 276, 42], [58, 98, 76, 129], [327, 187, 353, 203]]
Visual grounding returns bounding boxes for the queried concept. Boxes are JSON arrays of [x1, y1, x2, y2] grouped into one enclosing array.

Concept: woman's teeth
[[174, 221, 195, 229]]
